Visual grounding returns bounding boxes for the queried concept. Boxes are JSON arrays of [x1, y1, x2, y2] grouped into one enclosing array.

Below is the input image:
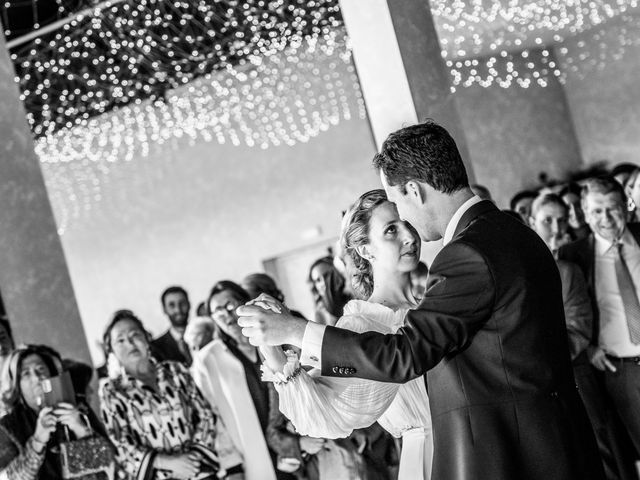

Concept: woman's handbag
[[59, 434, 116, 480]]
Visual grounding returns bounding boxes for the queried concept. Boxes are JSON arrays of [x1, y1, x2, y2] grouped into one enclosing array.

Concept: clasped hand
[[34, 402, 90, 446], [236, 294, 306, 347]]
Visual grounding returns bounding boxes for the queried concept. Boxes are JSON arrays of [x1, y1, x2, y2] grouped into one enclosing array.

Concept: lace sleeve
[[264, 313, 400, 439], [0, 426, 45, 480]]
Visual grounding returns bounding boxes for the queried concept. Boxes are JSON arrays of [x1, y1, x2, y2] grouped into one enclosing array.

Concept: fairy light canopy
[[2, 0, 639, 152], [1, 0, 638, 234]]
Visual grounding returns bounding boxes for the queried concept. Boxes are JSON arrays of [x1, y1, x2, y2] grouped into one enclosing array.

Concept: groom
[[238, 121, 604, 480]]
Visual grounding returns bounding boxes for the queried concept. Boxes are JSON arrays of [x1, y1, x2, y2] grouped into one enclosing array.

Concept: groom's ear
[[405, 181, 426, 204]]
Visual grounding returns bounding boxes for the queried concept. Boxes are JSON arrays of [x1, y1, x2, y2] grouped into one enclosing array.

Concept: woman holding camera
[[0, 344, 105, 480]]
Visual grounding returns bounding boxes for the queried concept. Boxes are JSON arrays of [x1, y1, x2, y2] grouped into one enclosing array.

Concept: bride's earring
[[628, 197, 635, 212]]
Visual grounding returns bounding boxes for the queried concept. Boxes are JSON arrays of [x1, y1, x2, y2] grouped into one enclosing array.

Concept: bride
[[259, 189, 433, 480]]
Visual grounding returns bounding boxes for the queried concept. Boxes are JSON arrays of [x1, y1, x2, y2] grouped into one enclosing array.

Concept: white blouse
[[269, 300, 432, 439]]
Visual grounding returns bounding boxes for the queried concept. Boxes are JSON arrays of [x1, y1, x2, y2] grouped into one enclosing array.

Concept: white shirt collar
[[169, 326, 184, 342], [443, 195, 483, 245], [594, 227, 634, 256]]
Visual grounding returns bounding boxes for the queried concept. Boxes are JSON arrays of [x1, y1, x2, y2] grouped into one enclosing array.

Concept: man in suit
[[150, 285, 192, 365], [238, 121, 604, 480], [559, 177, 640, 457]]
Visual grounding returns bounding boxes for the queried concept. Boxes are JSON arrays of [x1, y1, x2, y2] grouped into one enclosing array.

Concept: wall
[[453, 52, 583, 208], [559, 10, 640, 167]]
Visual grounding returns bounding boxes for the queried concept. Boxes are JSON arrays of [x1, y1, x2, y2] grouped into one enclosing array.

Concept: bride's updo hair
[[340, 189, 389, 299]]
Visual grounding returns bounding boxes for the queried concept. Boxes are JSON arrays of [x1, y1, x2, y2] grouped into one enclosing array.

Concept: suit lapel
[[452, 200, 498, 240]]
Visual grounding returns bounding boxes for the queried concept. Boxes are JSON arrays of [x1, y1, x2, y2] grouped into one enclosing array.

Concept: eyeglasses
[[210, 302, 238, 317]]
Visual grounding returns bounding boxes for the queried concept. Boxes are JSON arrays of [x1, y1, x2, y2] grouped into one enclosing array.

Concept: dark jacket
[[320, 200, 603, 480], [150, 330, 191, 365]]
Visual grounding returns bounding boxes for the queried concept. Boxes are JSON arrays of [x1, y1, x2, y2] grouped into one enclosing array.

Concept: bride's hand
[[247, 294, 290, 315]]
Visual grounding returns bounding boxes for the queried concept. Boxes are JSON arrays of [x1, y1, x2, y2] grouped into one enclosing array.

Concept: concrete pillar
[[0, 34, 93, 366], [339, 0, 475, 179]]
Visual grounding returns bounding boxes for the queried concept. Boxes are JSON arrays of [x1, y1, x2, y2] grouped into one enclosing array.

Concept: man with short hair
[[510, 189, 538, 223], [150, 285, 192, 365], [559, 177, 640, 456], [239, 121, 604, 480]]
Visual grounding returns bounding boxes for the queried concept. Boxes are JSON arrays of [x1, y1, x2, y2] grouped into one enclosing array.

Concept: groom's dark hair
[[373, 120, 469, 194]]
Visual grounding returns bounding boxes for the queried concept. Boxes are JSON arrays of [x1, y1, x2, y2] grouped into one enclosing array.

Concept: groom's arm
[[314, 242, 495, 383]]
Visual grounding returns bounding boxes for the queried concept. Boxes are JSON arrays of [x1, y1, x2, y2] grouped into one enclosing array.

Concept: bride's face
[[363, 202, 420, 273]]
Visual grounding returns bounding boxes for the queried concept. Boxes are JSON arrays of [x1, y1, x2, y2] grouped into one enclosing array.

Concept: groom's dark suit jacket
[[321, 200, 603, 480]]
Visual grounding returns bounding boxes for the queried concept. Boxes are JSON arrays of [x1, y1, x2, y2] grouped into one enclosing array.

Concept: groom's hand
[[237, 304, 307, 347]]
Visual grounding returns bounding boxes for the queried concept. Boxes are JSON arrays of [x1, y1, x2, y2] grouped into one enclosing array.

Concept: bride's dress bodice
[[339, 300, 432, 437], [272, 299, 431, 439]]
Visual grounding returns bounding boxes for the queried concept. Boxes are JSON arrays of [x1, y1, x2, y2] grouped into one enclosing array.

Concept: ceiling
[[1, 0, 638, 138]]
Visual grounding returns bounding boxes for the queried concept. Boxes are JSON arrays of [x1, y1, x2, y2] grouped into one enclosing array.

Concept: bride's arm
[[263, 314, 400, 439], [260, 346, 288, 371]]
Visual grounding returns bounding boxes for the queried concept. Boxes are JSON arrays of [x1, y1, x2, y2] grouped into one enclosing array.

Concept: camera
[[41, 371, 76, 408]]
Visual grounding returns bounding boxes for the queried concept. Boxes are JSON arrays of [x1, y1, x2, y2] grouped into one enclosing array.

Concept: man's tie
[[613, 242, 640, 344], [177, 337, 193, 366]]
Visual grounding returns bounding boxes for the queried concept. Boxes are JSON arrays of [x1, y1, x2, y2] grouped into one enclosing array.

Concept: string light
[[3, 0, 639, 234], [431, 0, 639, 90], [8, 0, 352, 143]]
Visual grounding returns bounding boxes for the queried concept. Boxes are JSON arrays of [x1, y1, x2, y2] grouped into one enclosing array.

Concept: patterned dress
[[99, 360, 242, 480]]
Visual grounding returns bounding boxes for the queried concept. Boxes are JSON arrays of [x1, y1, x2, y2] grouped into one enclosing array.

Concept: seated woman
[[0, 344, 108, 480], [99, 309, 243, 480]]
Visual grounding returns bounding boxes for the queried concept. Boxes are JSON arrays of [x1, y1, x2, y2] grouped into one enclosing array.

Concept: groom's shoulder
[[448, 209, 551, 270]]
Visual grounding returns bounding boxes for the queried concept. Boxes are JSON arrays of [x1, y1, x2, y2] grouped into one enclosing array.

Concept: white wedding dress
[[265, 300, 433, 480]]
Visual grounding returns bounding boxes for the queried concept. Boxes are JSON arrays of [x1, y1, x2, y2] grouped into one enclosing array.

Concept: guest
[[242, 273, 307, 320], [191, 282, 278, 480], [510, 190, 538, 223], [308, 257, 351, 326], [611, 163, 637, 187], [184, 316, 217, 353], [559, 182, 591, 240], [623, 168, 640, 223], [0, 345, 109, 480], [0, 317, 15, 412], [196, 301, 209, 317], [150, 286, 192, 365], [62, 359, 95, 405], [242, 273, 282, 302], [528, 193, 572, 256], [100, 310, 243, 480], [532, 193, 637, 480], [559, 177, 640, 459], [470, 184, 493, 202]]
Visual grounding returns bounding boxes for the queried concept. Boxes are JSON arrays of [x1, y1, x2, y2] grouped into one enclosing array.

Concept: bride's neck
[[367, 269, 416, 311]]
